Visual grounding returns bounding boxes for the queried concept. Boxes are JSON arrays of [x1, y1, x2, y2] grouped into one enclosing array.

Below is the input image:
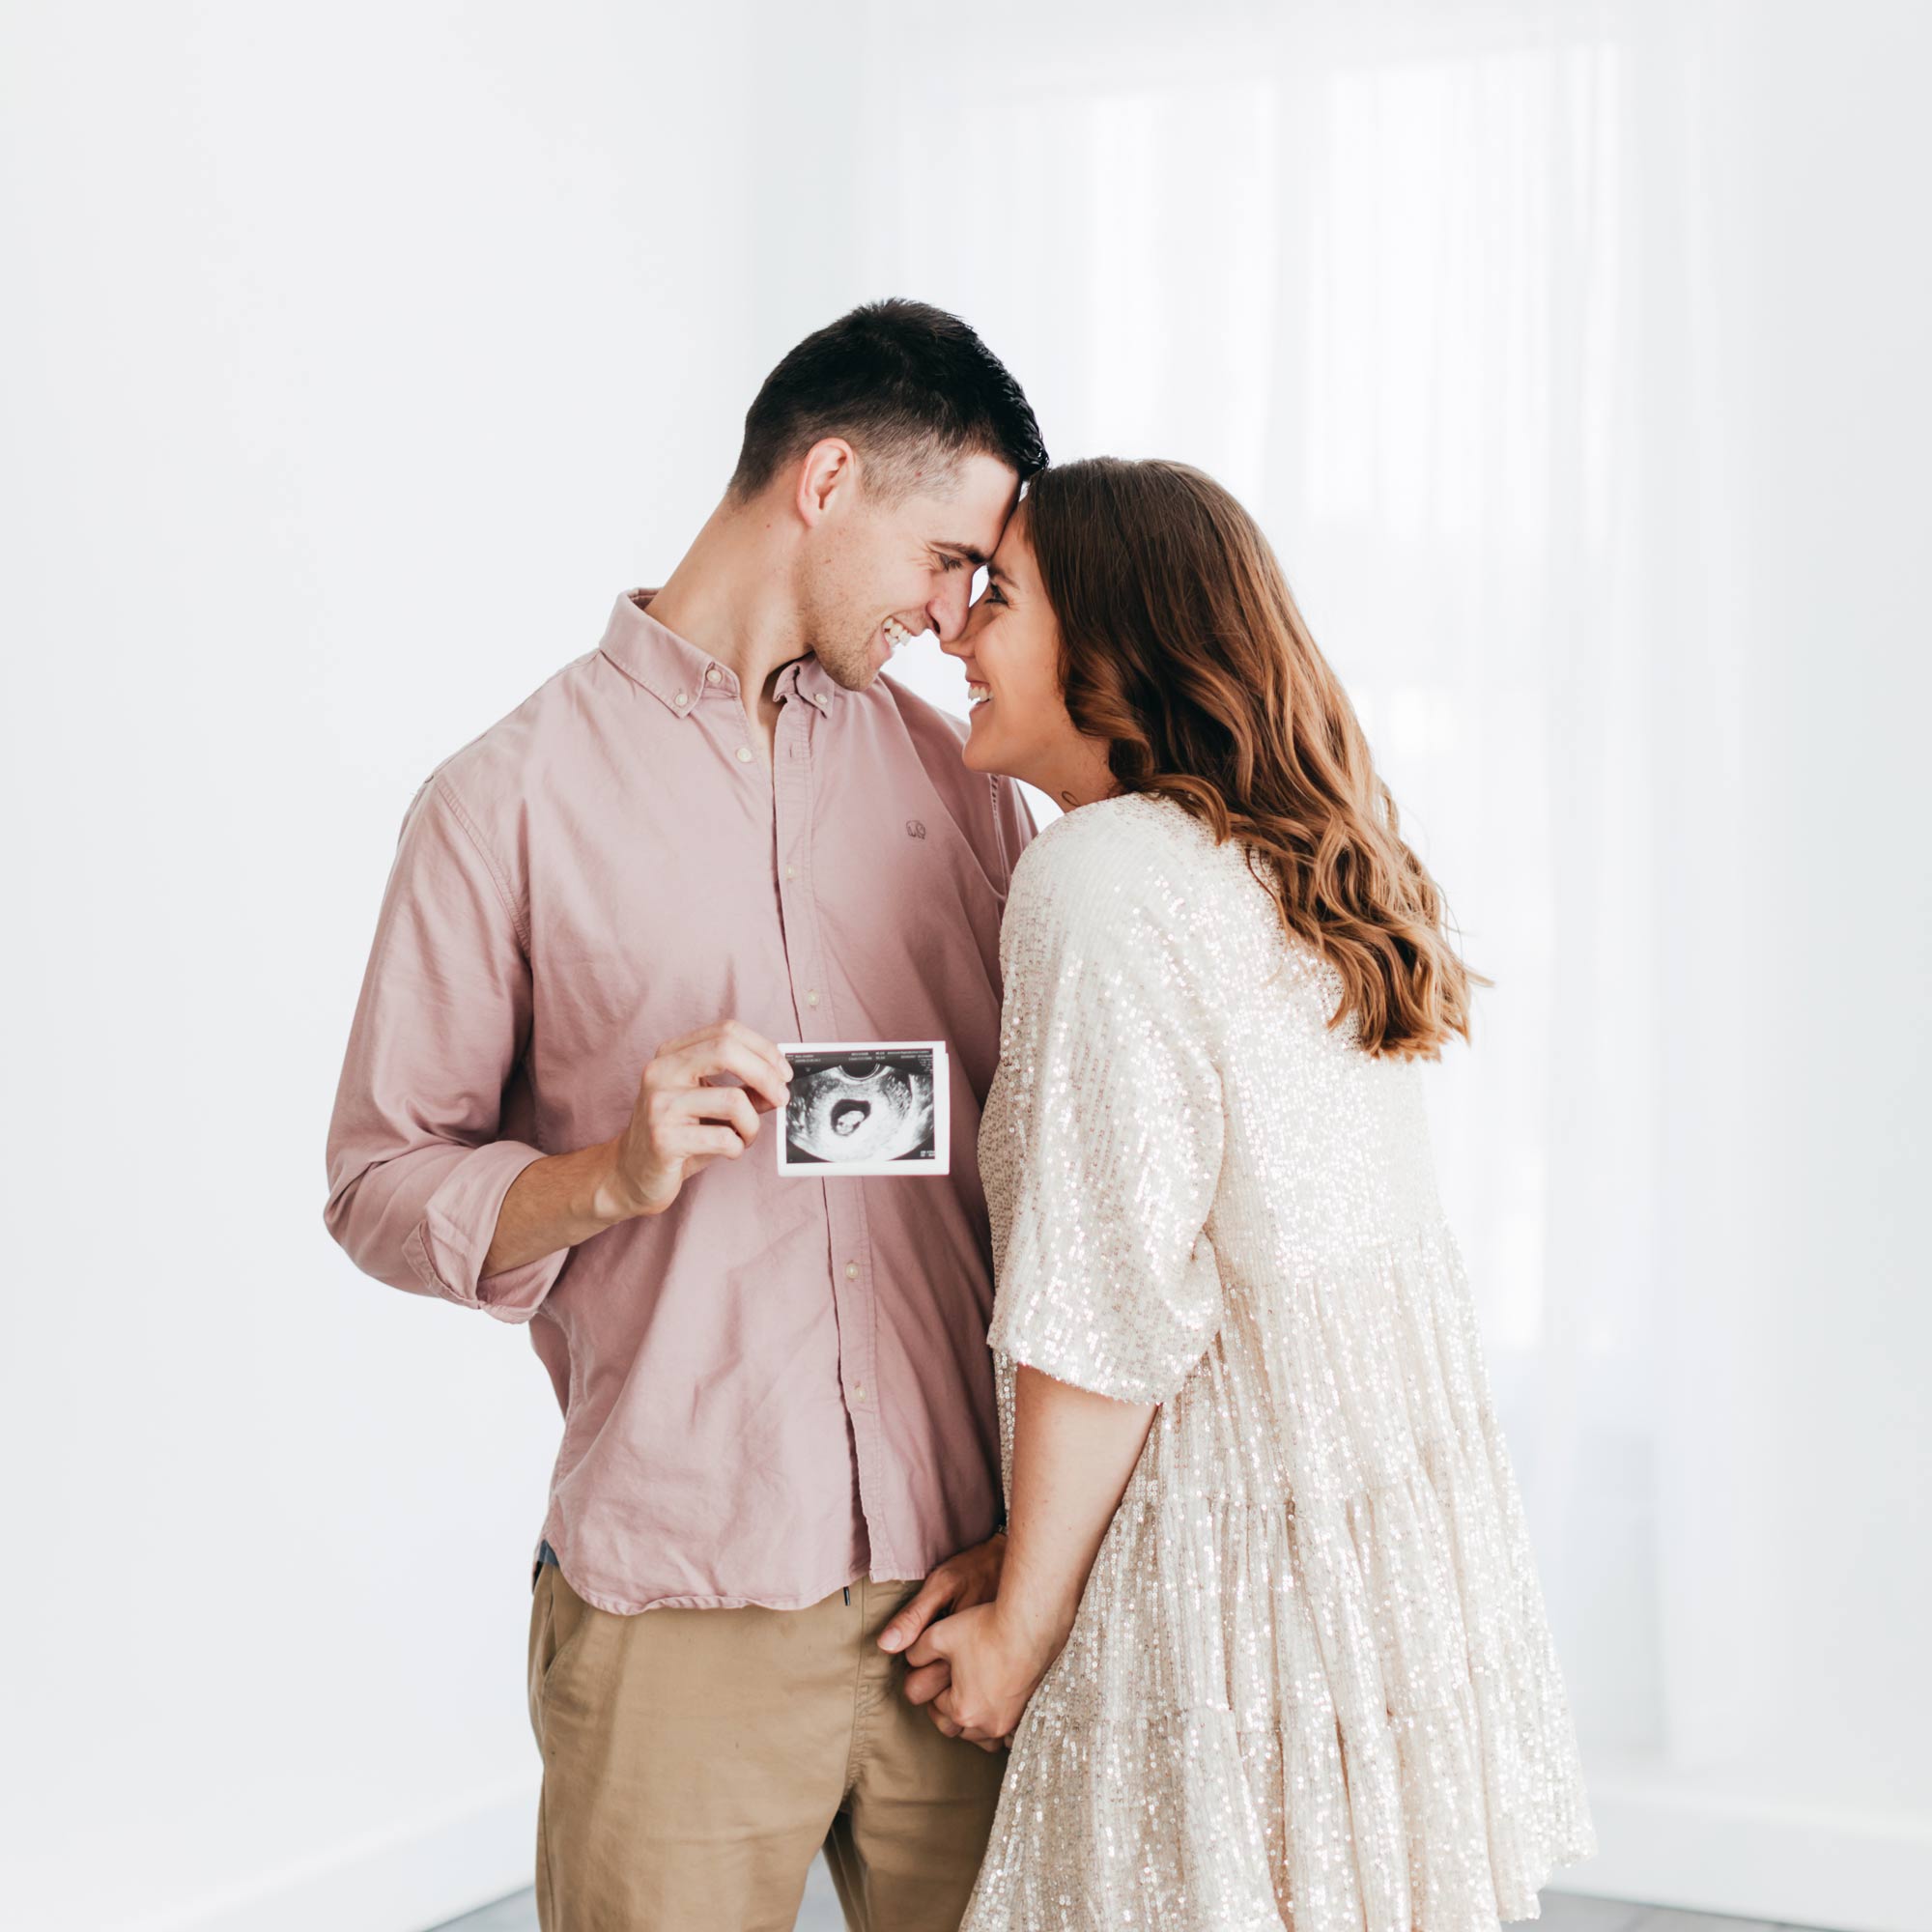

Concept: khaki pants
[[526, 1562, 1007, 1931]]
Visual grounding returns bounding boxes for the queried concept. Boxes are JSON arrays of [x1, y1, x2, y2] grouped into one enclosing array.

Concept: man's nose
[[927, 576, 974, 645]]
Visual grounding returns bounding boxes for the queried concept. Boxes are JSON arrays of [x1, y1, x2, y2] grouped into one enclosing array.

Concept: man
[[323, 299, 1046, 1930]]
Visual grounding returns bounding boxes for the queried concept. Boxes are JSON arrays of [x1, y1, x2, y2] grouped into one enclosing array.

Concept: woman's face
[[942, 505, 1114, 808]]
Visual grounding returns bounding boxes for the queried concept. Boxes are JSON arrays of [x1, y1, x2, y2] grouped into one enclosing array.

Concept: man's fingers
[[653, 1024, 792, 1110], [655, 1018, 778, 1066], [679, 1037, 790, 1113], [675, 1127, 749, 1166], [678, 1084, 761, 1145], [929, 1688, 964, 1738], [903, 1619, 953, 1670], [974, 1737, 1003, 1753], [879, 1571, 957, 1654], [901, 1660, 950, 1706]]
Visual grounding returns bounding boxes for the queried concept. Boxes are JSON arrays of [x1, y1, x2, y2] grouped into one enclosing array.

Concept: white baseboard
[[123, 1780, 540, 1932], [114, 1767, 1930, 1932], [1563, 1774, 1932, 1932]]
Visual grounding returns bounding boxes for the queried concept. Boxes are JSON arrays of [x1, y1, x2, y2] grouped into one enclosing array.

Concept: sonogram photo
[[777, 1042, 951, 1176]]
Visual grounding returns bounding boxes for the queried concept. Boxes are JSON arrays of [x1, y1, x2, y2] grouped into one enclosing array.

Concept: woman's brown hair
[[1023, 457, 1482, 1060]]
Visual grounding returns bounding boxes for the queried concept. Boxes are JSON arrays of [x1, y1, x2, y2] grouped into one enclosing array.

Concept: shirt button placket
[[781, 686, 882, 1558]]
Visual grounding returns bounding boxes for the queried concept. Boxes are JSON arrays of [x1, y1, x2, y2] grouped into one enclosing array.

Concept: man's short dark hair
[[728, 298, 1048, 504]]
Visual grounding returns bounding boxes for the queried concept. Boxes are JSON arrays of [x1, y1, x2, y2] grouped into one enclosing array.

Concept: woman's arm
[[999, 1366, 1157, 1659], [902, 1364, 1155, 1745], [897, 818, 1224, 1744]]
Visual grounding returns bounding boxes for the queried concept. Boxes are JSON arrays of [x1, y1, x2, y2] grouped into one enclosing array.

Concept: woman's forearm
[[997, 1365, 1156, 1658]]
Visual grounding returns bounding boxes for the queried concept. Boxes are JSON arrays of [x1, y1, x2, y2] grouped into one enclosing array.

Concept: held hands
[[877, 1535, 1011, 1753], [606, 1020, 791, 1219], [903, 1600, 1065, 1751], [877, 1533, 1068, 1751]]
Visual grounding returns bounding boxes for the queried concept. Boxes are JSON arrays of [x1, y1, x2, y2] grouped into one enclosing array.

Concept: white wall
[[3, 4, 1926, 1930], [0, 6, 814, 1928]]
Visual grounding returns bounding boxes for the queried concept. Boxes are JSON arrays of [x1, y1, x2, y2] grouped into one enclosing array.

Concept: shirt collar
[[597, 588, 845, 718]]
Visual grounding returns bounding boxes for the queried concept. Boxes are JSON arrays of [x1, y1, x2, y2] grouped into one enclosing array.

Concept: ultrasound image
[[781, 1050, 938, 1166]]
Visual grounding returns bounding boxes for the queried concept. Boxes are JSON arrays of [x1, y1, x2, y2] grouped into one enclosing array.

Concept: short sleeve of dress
[[983, 811, 1227, 1404]]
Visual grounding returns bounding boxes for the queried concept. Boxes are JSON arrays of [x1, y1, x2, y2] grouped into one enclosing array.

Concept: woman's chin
[[961, 706, 999, 771]]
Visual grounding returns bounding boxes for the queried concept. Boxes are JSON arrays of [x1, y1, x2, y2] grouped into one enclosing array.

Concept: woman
[[906, 460, 1596, 1930]]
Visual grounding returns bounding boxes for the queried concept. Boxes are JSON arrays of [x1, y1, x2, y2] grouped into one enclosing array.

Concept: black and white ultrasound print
[[776, 1042, 951, 1177]]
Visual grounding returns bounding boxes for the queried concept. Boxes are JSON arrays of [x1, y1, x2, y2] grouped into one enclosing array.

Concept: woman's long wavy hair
[[1024, 458, 1483, 1060]]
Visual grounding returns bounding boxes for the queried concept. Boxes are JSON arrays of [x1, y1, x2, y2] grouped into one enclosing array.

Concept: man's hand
[[604, 1020, 791, 1220], [878, 1533, 1008, 1746]]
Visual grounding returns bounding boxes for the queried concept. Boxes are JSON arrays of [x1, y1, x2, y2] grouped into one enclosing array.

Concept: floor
[[431, 1866, 1830, 1932]]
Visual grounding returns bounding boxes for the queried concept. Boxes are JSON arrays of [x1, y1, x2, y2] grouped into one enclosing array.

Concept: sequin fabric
[[964, 795, 1595, 1932]]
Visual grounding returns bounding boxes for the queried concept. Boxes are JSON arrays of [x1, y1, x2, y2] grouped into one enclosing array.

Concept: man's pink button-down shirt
[[324, 590, 1035, 1613]]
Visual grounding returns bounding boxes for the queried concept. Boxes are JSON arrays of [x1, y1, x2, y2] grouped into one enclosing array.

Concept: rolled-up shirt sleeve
[[323, 774, 568, 1323]]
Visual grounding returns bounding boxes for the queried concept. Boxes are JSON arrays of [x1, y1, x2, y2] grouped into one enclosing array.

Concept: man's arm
[[324, 777, 790, 1318], [323, 776, 564, 1318], [481, 1020, 793, 1275]]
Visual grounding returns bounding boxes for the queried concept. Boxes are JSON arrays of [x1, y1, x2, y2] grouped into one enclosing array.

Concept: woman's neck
[[1027, 735, 1118, 815]]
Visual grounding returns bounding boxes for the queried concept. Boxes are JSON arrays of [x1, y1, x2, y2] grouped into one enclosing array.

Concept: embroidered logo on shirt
[[905, 819, 927, 840]]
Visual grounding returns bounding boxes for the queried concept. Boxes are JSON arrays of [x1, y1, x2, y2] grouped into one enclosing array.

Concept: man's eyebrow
[[934, 542, 992, 567]]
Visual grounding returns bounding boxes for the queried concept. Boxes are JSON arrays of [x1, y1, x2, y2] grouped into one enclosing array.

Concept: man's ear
[[795, 437, 858, 526]]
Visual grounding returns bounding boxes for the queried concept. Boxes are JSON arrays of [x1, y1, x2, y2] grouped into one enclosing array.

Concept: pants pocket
[[526, 1565, 557, 1750]]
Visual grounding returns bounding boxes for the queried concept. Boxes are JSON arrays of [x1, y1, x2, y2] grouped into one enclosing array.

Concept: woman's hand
[[900, 1365, 1153, 1752], [878, 1533, 1007, 1661], [903, 1600, 1066, 1748], [878, 1533, 1007, 1718]]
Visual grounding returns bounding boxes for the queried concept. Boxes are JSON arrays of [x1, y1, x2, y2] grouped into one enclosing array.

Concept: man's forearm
[[997, 1364, 1156, 1652], [481, 1138, 644, 1277]]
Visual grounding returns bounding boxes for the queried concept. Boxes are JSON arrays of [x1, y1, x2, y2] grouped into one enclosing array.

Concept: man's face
[[800, 449, 1020, 691]]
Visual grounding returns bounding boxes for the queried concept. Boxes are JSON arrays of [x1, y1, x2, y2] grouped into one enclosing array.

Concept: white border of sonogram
[[774, 1040, 951, 1178]]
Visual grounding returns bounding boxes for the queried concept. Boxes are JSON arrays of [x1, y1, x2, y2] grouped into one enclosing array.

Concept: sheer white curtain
[[861, 4, 1930, 1925], [881, 0, 1672, 1747]]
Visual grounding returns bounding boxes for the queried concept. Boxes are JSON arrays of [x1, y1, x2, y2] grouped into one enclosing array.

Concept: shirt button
[[784, 865, 797, 882], [851, 1384, 867, 1405], [806, 989, 820, 1008], [673, 690, 689, 709], [735, 746, 753, 763], [705, 666, 721, 684], [845, 1263, 859, 1280]]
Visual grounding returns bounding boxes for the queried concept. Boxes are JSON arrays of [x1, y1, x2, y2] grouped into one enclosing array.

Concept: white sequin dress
[[963, 794, 1595, 1932]]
